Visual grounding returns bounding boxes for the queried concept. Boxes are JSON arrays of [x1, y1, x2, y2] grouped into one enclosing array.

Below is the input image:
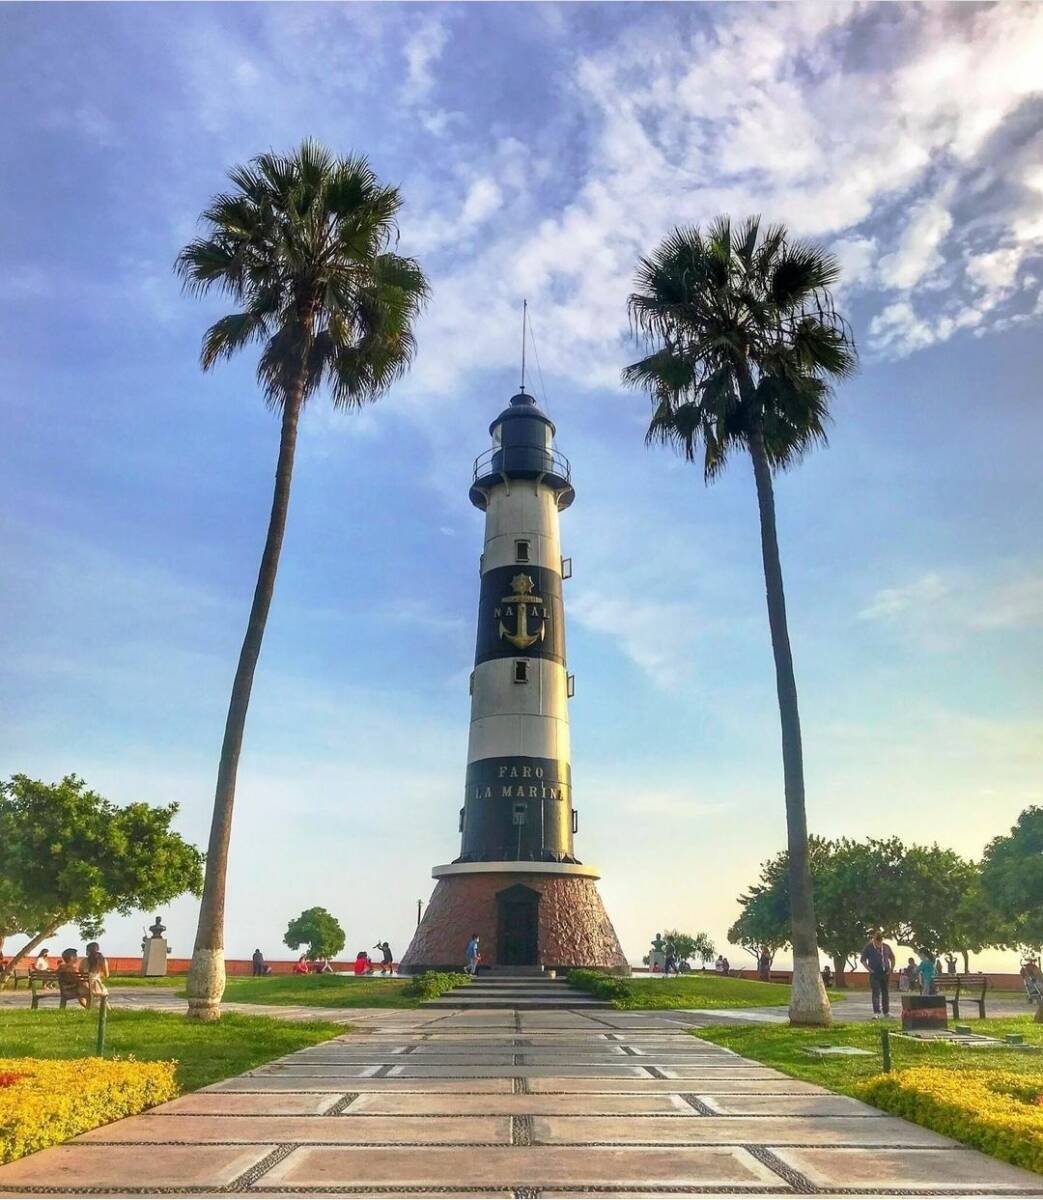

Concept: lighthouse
[[400, 387, 628, 974]]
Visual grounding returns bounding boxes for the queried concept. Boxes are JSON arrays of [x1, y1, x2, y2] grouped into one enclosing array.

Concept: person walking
[[859, 930, 896, 1018], [251, 949, 268, 976], [465, 933, 480, 975]]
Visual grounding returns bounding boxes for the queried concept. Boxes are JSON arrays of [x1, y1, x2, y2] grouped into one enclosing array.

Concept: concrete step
[[422, 996, 613, 1009], [425, 979, 611, 1009]]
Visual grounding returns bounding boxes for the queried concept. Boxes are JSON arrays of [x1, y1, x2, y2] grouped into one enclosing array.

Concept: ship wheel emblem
[[498, 573, 546, 650]]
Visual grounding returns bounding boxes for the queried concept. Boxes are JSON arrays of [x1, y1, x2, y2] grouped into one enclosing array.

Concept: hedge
[[0, 1057, 178, 1163], [399, 971, 471, 1001], [859, 1068, 1043, 1175], [567, 969, 632, 1003]]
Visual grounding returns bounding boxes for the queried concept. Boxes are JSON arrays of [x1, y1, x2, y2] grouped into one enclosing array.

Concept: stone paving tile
[[526, 1075, 830, 1094], [203, 1075, 518, 1094], [655, 1062, 798, 1078], [256, 1144, 783, 1188], [291, 1052, 520, 1065], [387, 1062, 651, 1078], [532, 1114, 957, 1146], [0, 1143, 274, 1188], [151, 1091, 344, 1115], [700, 1092, 883, 1116], [772, 1145, 1043, 1190], [248, 1063, 380, 1077], [78, 1113, 511, 1144], [349, 1092, 693, 1115]]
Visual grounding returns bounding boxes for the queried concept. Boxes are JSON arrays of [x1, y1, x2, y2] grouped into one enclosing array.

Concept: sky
[[1, 2, 1041, 972]]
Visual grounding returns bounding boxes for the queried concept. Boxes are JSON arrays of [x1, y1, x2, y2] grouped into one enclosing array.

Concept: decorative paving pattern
[[0, 1007, 1040, 1197]]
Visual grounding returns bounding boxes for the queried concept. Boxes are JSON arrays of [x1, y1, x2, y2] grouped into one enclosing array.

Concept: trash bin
[[901, 994, 947, 1031]]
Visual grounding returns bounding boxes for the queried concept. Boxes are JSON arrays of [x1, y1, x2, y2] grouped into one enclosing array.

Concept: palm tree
[[176, 141, 429, 1020], [624, 216, 856, 1026]]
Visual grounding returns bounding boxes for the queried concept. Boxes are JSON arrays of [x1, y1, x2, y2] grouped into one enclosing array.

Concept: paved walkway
[[1, 1006, 1040, 1197]]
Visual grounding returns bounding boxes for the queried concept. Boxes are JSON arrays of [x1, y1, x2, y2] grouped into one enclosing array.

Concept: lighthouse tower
[[400, 388, 628, 974]]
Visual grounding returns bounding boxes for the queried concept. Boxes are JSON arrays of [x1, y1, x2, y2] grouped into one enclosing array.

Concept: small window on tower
[[567, 673, 575, 698], [514, 660, 529, 684], [515, 539, 530, 562], [469, 671, 475, 695]]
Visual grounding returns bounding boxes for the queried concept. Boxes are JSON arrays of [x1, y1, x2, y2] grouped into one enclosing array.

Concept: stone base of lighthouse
[[399, 863, 629, 975]]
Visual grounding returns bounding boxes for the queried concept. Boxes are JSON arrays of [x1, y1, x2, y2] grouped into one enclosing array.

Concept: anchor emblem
[[498, 573, 546, 650]]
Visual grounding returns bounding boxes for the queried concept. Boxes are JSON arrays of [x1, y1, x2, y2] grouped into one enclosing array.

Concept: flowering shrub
[[0, 1057, 178, 1163], [859, 1068, 1043, 1175]]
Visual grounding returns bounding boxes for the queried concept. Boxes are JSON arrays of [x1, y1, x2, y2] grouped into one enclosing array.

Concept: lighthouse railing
[[472, 445, 572, 485]]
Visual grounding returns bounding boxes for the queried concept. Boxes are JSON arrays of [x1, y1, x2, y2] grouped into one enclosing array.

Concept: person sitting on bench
[[56, 949, 89, 1008]]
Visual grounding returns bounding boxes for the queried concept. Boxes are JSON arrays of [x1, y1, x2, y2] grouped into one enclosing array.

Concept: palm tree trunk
[[185, 384, 305, 1021], [748, 423, 831, 1026]]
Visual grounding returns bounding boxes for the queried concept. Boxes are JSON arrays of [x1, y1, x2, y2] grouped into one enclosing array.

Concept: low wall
[[631, 966, 1027, 989], [106, 957, 397, 976]]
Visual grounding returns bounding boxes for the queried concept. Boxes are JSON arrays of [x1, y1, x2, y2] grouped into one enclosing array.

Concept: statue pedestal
[[140, 936, 169, 977]]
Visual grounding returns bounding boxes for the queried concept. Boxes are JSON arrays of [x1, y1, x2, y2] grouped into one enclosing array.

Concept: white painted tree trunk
[[789, 950, 832, 1026], [185, 947, 225, 1022]]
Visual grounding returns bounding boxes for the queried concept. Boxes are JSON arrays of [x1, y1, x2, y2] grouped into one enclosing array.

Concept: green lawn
[[697, 1016, 1043, 1096], [0, 1008, 342, 1092], [209, 973, 419, 1008], [572, 971, 843, 1010], [104, 975, 186, 988]]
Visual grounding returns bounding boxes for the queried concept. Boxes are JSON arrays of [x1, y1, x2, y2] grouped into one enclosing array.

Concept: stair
[[425, 974, 612, 1009]]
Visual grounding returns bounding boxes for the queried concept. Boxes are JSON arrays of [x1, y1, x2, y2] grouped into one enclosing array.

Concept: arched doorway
[[496, 883, 540, 965]]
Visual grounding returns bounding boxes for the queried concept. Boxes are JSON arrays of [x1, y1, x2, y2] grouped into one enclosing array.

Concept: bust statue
[[148, 916, 167, 939]]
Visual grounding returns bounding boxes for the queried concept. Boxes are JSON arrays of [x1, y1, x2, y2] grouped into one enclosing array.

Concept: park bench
[[935, 972, 988, 1020], [28, 968, 91, 1009]]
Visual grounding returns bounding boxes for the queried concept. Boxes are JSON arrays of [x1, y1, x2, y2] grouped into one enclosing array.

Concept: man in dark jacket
[[860, 930, 896, 1018]]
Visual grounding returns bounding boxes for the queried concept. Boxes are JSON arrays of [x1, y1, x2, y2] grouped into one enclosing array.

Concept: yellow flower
[[0, 1058, 178, 1164], [858, 1068, 1043, 1175]]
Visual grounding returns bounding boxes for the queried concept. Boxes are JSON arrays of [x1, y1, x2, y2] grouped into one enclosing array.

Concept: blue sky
[[2, 2, 1041, 969]]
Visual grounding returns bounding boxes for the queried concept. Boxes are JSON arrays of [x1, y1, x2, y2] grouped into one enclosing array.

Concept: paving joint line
[[227, 1142, 297, 1191], [8, 1189, 1043, 1198], [744, 1144, 815, 1194], [321, 1092, 359, 1115]]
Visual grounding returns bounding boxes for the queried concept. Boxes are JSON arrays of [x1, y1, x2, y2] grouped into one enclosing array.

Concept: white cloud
[[402, 14, 449, 103], [570, 593, 700, 689], [877, 196, 954, 290], [858, 572, 950, 622], [858, 565, 1043, 639], [395, 2, 1043, 394]]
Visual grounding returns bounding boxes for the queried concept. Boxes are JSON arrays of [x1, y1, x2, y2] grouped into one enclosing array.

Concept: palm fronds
[[176, 141, 429, 413], [624, 217, 857, 479]]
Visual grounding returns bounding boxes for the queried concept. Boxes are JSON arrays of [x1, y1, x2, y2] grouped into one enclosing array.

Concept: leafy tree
[[891, 844, 978, 959], [729, 858, 791, 967], [176, 142, 428, 1019], [691, 931, 717, 967], [284, 907, 346, 960], [814, 837, 907, 986], [662, 930, 714, 964], [625, 216, 856, 1025], [952, 874, 1013, 972], [0, 775, 204, 983], [981, 807, 1043, 1021]]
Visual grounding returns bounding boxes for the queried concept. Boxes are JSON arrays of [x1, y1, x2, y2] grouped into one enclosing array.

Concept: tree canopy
[[284, 907, 346, 960], [0, 774, 204, 979], [662, 930, 716, 964], [982, 807, 1043, 952]]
